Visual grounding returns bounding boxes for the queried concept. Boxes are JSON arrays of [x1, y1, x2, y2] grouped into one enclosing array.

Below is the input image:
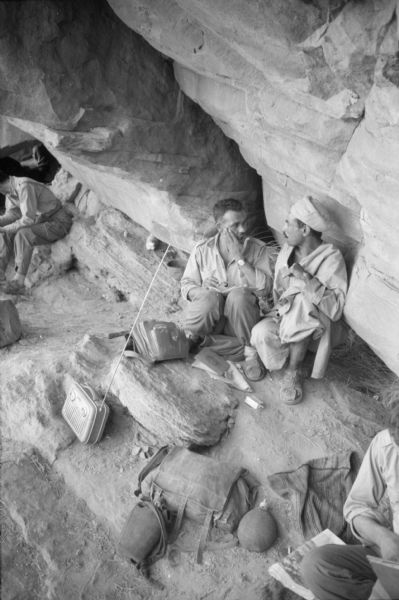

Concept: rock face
[[0, 0, 262, 250], [70, 334, 238, 447], [106, 0, 399, 375], [1, 0, 399, 373]]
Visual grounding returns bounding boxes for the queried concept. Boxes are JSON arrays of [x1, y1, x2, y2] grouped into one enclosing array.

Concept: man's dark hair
[[295, 218, 323, 240], [213, 198, 244, 222], [0, 169, 11, 184]]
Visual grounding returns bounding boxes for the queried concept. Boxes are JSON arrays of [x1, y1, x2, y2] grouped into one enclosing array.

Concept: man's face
[[391, 428, 399, 447], [283, 214, 306, 247], [0, 180, 11, 195], [219, 210, 247, 241]]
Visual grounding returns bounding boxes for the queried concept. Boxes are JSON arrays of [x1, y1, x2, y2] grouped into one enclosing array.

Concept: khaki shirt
[[0, 176, 61, 234], [181, 233, 275, 300], [343, 429, 399, 546]]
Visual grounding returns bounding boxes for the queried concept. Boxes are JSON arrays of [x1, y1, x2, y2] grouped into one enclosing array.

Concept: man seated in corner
[[301, 396, 399, 600], [251, 195, 347, 404], [181, 198, 275, 380], [0, 170, 72, 293]]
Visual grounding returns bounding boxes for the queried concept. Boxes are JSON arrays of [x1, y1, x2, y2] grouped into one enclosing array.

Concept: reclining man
[[0, 170, 72, 293], [251, 195, 347, 404], [301, 397, 399, 600], [181, 198, 275, 380]]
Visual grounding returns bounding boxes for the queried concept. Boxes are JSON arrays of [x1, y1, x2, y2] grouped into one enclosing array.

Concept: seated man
[[301, 397, 399, 600], [251, 196, 347, 404], [0, 170, 72, 293], [181, 198, 275, 380]]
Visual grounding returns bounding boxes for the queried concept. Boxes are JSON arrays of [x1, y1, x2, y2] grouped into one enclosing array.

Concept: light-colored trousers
[[0, 208, 72, 277], [183, 287, 261, 358], [250, 315, 290, 371]]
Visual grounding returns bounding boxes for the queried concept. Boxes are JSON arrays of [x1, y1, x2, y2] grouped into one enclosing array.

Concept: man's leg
[[0, 232, 13, 281], [183, 289, 225, 338], [288, 338, 311, 369], [223, 288, 265, 380], [301, 544, 377, 600], [250, 316, 289, 371], [277, 336, 312, 404], [13, 212, 72, 285], [223, 288, 263, 378], [223, 288, 260, 344]]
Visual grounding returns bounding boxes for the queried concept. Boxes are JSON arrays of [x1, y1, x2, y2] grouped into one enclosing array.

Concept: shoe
[[280, 369, 303, 405], [3, 280, 26, 295], [123, 335, 138, 358], [186, 333, 204, 354], [242, 351, 266, 382]]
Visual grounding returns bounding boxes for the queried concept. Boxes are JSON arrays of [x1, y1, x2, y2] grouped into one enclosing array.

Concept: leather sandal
[[280, 369, 304, 405], [242, 353, 266, 382]]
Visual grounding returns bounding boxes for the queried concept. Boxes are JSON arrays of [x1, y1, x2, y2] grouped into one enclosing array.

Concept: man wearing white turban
[[251, 196, 348, 404]]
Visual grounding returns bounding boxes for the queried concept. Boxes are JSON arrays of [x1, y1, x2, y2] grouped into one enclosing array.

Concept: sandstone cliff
[[1, 0, 399, 373]]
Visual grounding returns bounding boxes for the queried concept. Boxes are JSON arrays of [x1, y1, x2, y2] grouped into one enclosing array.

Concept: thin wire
[[100, 244, 171, 407]]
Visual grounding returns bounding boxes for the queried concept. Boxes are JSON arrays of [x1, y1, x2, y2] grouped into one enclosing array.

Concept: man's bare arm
[[353, 515, 399, 561]]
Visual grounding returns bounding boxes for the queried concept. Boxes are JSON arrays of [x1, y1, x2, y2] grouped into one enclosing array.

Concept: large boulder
[[0, 0, 262, 251], [1, 0, 399, 373], [70, 334, 238, 448]]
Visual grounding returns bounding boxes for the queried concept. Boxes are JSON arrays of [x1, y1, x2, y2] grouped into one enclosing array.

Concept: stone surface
[[105, 0, 399, 374], [70, 333, 238, 447], [0, 0, 262, 252], [2, 0, 399, 371], [0, 246, 391, 598], [0, 355, 74, 463], [1, 448, 148, 600]]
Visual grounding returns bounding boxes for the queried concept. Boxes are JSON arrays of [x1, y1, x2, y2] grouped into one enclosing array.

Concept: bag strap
[[169, 495, 188, 544], [172, 531, 238, 554], [196, 510, 213, 564], [135, 446, 169, 496]]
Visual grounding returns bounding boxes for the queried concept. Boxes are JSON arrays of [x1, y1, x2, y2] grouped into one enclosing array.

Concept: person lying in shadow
[[0, 156, 33, 178], [21, 143, 61, 184]]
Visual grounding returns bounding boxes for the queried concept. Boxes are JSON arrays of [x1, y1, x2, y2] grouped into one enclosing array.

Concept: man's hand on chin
[[224, 228, 244, 261]]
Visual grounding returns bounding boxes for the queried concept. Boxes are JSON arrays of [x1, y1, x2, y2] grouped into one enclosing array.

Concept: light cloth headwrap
[[290, 196, 329, 232]]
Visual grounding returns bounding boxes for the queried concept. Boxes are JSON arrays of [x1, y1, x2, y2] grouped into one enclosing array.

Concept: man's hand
[[223, 227, 244, 262], [288, 263, 311, 282], [188, 279, 224, 300], [203, 276, 220, 289], [379, 531, 399, 562]]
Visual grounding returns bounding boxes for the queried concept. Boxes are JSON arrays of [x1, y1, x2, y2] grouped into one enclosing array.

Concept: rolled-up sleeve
[[2, 182, 37, 233], [343, 435, 390, 544], [303, 277, 346, 322], [181, 247, 202, 300], [302, 250, 347, 322], [0, 198, 21, 227], [253, 245, 276, 293]]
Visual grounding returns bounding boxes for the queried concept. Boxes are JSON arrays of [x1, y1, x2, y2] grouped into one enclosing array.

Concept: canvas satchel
[[0, 300, 22, 348], [136, 446, 251, 563], [131, 320, 189, 363]]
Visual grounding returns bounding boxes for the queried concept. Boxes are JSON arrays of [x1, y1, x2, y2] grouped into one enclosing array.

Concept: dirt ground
[[0, 263, 389, 600]]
